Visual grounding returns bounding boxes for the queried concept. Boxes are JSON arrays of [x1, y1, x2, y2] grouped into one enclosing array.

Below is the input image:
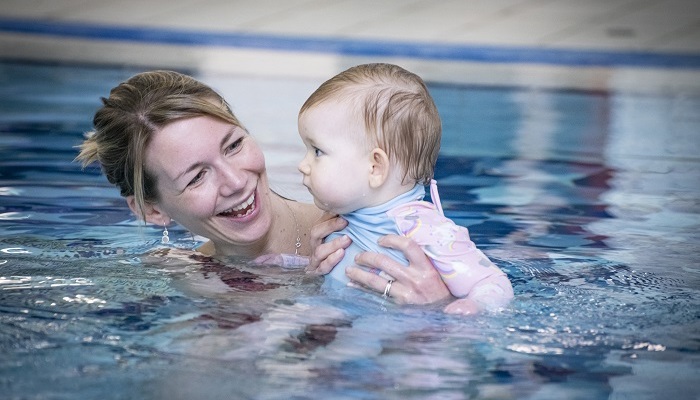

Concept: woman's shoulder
[[295, 202, 326, 226]]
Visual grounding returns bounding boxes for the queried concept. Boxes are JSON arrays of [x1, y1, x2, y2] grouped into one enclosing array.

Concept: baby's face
[[297, 101, 374, 214]]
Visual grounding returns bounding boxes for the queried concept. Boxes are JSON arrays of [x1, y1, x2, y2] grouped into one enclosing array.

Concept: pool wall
[[1, 1, 699, 92]]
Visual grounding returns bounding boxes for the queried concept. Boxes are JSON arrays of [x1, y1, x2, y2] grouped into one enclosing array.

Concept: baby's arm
[[435, 243, 514, 315]]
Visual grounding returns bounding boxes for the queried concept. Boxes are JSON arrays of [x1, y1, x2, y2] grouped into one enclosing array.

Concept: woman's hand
[[347, 234, 452, 305], [305, 214, 352, 275]]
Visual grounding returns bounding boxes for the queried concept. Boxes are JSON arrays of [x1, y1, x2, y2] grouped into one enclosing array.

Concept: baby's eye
[[313, 147, 323, 157]]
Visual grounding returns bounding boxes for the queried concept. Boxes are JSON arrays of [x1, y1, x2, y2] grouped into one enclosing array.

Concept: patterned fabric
[[387, 181, 513, 307]]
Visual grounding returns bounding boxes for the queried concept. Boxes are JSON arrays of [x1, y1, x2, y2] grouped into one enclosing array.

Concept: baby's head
[[298, 63, 441, 214], [300, 63, 441, 186]]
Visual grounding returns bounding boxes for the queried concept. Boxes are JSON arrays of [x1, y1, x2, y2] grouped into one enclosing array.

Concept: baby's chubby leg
[[443, 275, 514, 315]]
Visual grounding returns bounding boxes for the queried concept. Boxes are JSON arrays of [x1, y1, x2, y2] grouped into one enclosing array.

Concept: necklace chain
[[283, 199, 302, 255]]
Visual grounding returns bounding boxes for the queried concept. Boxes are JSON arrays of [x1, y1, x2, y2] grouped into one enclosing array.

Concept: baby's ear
[[368, 148, 390, 189], [126, 195, 171, 226]]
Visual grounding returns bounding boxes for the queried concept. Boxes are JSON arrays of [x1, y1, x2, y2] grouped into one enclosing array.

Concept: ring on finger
[[382, 279, 394, 299]]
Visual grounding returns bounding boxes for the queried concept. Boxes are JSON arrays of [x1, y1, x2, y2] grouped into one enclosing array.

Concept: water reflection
[[591, 92, 700, 282]]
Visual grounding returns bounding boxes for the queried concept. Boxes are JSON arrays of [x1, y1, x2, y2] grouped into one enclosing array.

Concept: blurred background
[[1, 0, 699, 90]]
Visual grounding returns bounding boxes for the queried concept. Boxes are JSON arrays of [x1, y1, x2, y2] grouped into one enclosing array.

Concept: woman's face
[[144, 115, 271, 251]]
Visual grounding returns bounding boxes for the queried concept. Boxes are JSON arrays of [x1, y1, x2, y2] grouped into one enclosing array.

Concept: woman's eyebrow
[[174, 126, 237, 181], [174, 161, 204, 182], [219, 127, 235, 149]]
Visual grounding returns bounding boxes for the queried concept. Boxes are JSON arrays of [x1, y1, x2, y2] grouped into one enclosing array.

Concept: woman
[[77, 70, 450, 305]]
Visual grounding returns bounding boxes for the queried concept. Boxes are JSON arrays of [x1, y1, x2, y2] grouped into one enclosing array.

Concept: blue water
[[0, 61, 698, 400]]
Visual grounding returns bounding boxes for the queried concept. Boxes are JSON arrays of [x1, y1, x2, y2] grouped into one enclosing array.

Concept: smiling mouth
[[218, 193, 255, 217]]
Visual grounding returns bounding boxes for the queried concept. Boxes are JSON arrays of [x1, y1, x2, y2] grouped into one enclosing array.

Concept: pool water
[[0, 61, 698, 400]]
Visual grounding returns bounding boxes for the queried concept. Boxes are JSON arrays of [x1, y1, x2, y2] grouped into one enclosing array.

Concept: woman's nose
[[218, 165, 246, 196]]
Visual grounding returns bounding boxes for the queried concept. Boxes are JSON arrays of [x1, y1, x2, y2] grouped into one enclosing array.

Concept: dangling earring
[[189, 231, 199, 250], [162, 225, 170, 244]]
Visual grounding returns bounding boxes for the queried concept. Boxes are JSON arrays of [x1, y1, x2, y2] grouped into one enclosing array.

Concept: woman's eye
[[226, 137, 244, 154], [188, 171, 204, 187]]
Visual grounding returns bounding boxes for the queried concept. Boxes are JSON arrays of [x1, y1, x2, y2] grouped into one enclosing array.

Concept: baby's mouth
[[218, 193, 255, 217]]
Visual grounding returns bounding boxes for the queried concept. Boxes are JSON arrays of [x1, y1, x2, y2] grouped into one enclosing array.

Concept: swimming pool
[[1, 61, 698, 399]]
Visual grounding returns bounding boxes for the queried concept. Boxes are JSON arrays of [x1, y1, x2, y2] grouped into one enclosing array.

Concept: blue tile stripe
[[2, 17, 699, 69]]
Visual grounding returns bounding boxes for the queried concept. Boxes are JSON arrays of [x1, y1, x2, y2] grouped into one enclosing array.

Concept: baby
[[297, 63, 513, 314]]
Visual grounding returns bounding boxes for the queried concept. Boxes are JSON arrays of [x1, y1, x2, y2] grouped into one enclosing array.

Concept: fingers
[[346, 267, 404, 304], [306, 234, 351, 275], [310, 215, 347, 246], [306, 215, 348, 275], [375, 234, 429, 270], [346, 266, 389, 292], [350, 234, 452, 305], [353, 247, 408, 282], [348, 252, 408, 303]]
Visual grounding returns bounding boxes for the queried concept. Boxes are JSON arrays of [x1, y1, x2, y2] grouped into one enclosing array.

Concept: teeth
[[220, 194, 255, 216], [232, 194, 254, 212]]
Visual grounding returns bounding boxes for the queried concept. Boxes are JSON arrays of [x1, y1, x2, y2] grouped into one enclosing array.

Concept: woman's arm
[[347, 234, 452, 305]]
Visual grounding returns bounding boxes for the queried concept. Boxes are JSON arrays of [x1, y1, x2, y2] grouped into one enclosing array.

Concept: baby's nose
[[297, 158, 310, 174]]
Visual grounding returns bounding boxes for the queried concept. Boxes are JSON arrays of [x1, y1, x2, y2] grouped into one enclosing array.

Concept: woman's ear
[[368, 148, 391, 189], [125, 196, 171, 226]]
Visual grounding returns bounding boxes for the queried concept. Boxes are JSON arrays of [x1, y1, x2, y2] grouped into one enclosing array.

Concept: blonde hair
[[299, 63, 441, 185], [76, 70, 242, 220]]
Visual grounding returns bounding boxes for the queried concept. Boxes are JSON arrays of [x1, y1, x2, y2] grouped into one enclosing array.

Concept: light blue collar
[[325, 184, 425, 284]]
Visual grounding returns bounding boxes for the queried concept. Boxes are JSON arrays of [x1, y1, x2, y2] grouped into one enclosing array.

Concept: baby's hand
[[444, 277, 514, 315], [443, 298, 482, 315]]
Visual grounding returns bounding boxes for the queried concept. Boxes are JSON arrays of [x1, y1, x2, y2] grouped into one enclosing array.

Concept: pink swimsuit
[[387, 180, 513, 309]]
